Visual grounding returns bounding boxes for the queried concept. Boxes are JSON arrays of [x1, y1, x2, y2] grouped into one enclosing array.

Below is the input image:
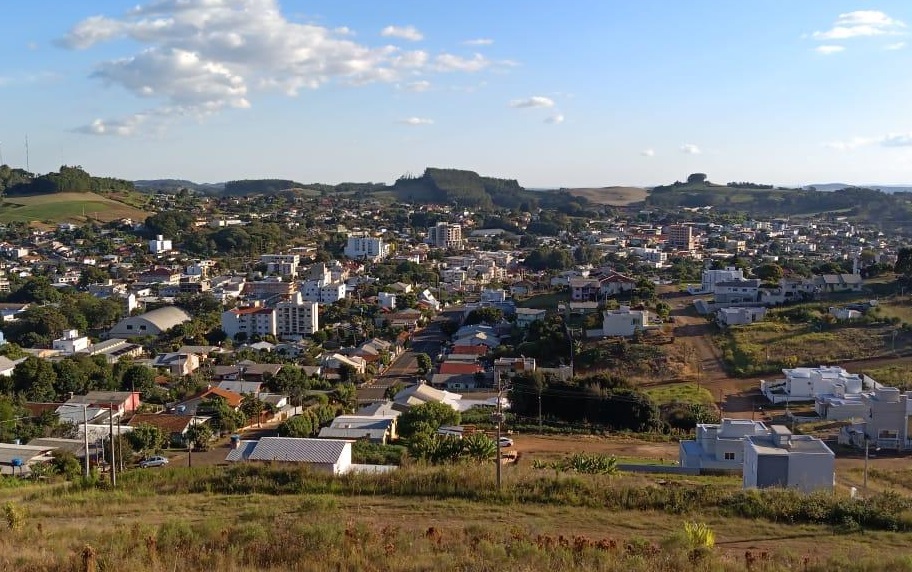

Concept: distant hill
[[805, 183, 912, 194], [1, 165, 135, 196], [565, 186, 648, 206], [0, 192, 150, 226], [134, 179, 225, 193], [646, 176, 912, 228]]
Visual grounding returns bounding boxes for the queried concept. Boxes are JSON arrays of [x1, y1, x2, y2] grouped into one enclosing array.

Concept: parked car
[[139, 456, 169, 468], [498, 437, 514, 448]]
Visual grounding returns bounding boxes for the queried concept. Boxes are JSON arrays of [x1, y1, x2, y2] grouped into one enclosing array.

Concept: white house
[[829, 306, 862, 321], [761, 366, 874, 404], [149, 235, 172, 254], [689, 267, 744, 295], [743, 426, 835, 493], [52, 330, 90, 355], [378, 292, 397, 310], [515, 307, 547, 329], [226, 437, 353, 474], [679, 419, 770, 471], [716, 307, 766, 327], [599, 306, 648, 337]]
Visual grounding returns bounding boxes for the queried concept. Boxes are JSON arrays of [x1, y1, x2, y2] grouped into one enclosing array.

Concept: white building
[[716, 306, 766, 327], [743, 426, 835, 493], [378, 292, 397, 310], [149, 235, 172, 254], [221, 306, 277, 340], [761, 366, 875, 404], [680, 419, 770, 471], [275, 292, 319, 338], [226, 437, 353, 474], [52, 330, 90, 355], [301, 264, 347, 305], [426, 222, 463, 249], [599, 306, 649, 337], [260, 254, 301, 277], [689, 267, 744, 295], [344, 235, 390, 262]]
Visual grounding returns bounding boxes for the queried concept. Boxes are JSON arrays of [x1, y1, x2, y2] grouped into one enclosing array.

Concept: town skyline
[[2, 1, 912, 187]]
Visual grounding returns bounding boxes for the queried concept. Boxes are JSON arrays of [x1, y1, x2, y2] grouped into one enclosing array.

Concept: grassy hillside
[[0, 192, 150, 224], [1, 464, 911, 571], [567, 186, 648, 206]]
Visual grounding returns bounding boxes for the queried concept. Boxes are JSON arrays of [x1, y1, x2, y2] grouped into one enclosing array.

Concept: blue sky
[[1, 1, 911, 187]]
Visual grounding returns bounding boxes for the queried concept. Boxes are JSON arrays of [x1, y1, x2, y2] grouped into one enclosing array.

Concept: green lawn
[[516, 291, 569, 310], [643, 383, 715, 406], [0, 192, 149, 224]]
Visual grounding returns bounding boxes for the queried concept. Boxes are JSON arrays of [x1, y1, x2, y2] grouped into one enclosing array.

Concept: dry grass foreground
[[0, 192, 150, 225], [1, 464, 912, 571], [565, 186, 648, 206]]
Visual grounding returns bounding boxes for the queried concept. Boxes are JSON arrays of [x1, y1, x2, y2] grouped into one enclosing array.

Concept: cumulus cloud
[[381, 25, 423, 41], [680, 144, 701, 154], [640, 149, 655, 157], [463, 38, 493, 46], [544, 113, 564, 124], [812, 10, 905, 41], [398, 117, 433, 126], [815, 45, 845, 55], [509, 96, 555, 108], [61, 0, 508, 135]]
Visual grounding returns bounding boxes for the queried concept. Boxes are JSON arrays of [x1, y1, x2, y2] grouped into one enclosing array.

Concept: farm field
[[0, 192, 150, 224], [565, 186, 648, 206]]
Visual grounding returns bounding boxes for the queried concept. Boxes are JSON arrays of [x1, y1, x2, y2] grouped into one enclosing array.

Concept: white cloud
[[812, 10, 905, 41], [544, 113, 564, 124], [509, 96, 555, 109], [680, 144, 701, 155], [398, 117, 433, 126], [882, 133, 912, 147], [823, 133, 912, 150], [400, 80, 430, 92], [463, 38, 493, 46], [61, 0, 506, 135], [381, 25, 423, 42], [74, 114, 149, 136], [640, 149, 655, 157], [885, 41, 906, 50], [815, 45, 845, 55]]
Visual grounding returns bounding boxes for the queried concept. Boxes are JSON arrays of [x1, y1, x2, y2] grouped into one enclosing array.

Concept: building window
[[723, 452, 736, 461]]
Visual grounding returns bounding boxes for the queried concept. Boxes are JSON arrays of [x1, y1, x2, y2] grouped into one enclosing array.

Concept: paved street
[[356, 317, 450, 402]]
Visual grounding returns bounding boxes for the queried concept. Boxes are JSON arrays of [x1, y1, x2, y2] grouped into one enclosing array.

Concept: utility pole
[[492, 371, 505, 491], [108, 402, 117, 487], [538, 385, 543, 433], [82, 404, 90, 478]]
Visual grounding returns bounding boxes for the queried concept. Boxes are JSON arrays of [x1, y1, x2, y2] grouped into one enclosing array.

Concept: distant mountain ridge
[[134, 179, 225, 192]]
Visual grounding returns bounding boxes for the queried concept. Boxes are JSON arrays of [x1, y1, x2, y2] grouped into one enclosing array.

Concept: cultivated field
[[0, 192, 150, 224], [566, 186, 648, 206]]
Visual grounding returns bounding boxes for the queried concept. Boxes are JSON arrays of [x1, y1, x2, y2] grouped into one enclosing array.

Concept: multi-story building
[[344, 235, 390, 262], [667, 224, 695, 250], [426, 222, 463, 249], [680, 418, 770, 470], [52, 330, 90, 355], [149, 235, 172, 254], [221, 305, 277, 340], [275, 292, 319, 338], [260, 254, 301, 277]]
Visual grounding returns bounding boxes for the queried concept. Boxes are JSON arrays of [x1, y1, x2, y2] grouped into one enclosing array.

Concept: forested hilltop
[[0, 165, 134, 195]]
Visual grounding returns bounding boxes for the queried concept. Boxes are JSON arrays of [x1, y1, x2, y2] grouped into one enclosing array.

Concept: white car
[[139, 456, 169, 468], [498, 437, 514, 448]]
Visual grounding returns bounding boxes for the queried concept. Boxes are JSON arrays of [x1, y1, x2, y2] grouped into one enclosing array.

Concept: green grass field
[[516, 291, 569, 310], [719, 321, 889, 376], [0, 192, 150, 224], [643, 383, 715, 406]]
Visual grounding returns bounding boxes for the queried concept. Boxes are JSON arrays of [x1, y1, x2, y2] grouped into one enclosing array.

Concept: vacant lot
[[718, 321, 889, 377], [515, 291, 569, 310], [0, 192, 150, 224], [643, 383, 715, 406], [566, 186, 648, 206]]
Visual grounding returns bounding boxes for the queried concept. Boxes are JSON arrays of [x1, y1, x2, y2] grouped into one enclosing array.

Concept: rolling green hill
[[0, 192, 151, 225]]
